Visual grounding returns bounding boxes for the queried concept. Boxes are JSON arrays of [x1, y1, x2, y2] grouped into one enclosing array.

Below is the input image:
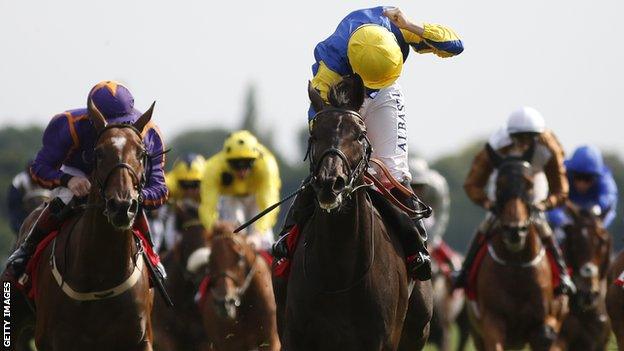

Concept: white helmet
[[506, 106, 545, 134], [409, 157, 431, 185]]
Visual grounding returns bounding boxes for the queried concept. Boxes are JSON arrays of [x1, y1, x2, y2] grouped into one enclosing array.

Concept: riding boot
[[272, 178, 315, 260], [135, 210, 167, 280], [451, 230, 485, 290], [392, 186, 432, 281], [5, 197, 66, 282], [405, 218, 432, 281], [543, 235, 577, 296]]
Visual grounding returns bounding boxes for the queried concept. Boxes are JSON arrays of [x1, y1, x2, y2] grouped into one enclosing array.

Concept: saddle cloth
[[18, 221, 161, 300]]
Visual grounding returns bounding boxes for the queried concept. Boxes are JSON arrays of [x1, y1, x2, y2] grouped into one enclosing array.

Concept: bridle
[[207, 234, 258, 306], [92, 124, 148, 203], [305, 108, 373, 196]]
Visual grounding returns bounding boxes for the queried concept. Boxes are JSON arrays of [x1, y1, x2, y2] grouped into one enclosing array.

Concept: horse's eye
[[95, 149, 104, 161]]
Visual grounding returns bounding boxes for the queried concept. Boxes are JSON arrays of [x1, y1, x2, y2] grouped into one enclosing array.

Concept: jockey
[[7, 161, 52, 235], [274, 6, 463, 281], [156, 153, 206, 252], [548, 145, 618, 233], [409, 157, 461, 272], [409, 157, 450, 245], [5, 80, 168, 281], [199, 131, 281, 252], [454, 106, 576, 295]]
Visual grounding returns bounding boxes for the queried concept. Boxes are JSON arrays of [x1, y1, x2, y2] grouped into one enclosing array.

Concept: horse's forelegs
[[481, 316, 505, 351], [528, 323, 557, 351]]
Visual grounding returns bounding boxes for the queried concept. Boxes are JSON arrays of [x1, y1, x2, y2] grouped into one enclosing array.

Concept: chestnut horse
[[200, 223, 279, 351], [277, 76, 432, 351], [554, 204, 611, 351], [468, 156, 567, 351], [152, 201, 212, 351], [607, 249, 624, 350], [7, 101, 157, 351]]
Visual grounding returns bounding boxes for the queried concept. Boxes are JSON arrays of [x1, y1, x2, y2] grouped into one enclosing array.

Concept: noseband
[[92, 124, 148, 202], [305, 108, 372, 195]]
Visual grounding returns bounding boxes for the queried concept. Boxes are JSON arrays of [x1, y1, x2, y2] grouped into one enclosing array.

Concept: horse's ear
[[88, 100, 107, 133], [308, 81, 325, 113], [134, 101, 155, 133], [328, 74, 366, 111]]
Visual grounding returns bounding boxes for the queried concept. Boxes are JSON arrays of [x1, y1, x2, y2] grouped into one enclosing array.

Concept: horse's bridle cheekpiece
[[306, 108, 373, 197]]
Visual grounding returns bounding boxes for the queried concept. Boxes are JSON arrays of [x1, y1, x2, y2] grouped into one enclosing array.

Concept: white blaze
[[111, 136, 127, 151]]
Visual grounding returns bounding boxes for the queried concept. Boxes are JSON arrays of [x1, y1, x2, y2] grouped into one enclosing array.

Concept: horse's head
[[88, 100, 155, 229], [207, 222, 255, 321], [306, 74, 371, 211], [563, 204, 611, 310], [492, 151, 536, 252]]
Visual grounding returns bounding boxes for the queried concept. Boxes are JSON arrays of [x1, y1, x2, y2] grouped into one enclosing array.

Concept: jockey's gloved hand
[[68, 176, 91, 197]]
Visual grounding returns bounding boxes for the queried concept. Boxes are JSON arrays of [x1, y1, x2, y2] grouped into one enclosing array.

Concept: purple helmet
[[87, 81, 142, 124]]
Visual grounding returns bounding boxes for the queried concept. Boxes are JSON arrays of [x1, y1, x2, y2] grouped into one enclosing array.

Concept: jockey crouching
[[453, 106, 576, 296], [5, 81, 169, 283], [199, 131, 281, 255], [547, 145, 618, 238], [273, 6, 464, 281], [156, 153, 206, 252]]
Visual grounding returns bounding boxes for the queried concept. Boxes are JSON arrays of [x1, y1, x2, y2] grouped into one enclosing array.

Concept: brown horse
[[152, 200, 212, 351], [554, 204, 611, 351], [607, 249, 624, 349], [8, 101, 157, 351], [468, 156, 567, 351], [276, 76, 432, 351], [200, 223, 279, 351]]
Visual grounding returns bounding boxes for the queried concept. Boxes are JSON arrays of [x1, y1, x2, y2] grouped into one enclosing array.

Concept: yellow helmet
[[223, 130, 261, 160], [347, 25, 403, 89], [170, 153, 206, 182]]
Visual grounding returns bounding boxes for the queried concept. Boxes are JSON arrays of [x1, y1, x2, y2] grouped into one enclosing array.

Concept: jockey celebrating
[[409, 157, 461, 272], [156, 153, 206, 252], [7, 161, 52, 235], [454, 106, 576, 295], [274, 6, 463, 281], [548, 145, 618, 232], [199, 131, 281, 252], [5, 81, 168, 281]]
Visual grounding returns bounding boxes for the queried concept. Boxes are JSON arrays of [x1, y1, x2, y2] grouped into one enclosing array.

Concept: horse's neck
[[309, 191, 372, 280], [69, 196, 135, 279]]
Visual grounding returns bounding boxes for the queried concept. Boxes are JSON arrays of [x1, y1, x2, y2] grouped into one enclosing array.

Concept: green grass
[[423, 324, 620, 350]]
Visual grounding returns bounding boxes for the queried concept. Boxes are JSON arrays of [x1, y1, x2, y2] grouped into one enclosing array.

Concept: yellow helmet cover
[[347, 24, 403, 89], [223, 130, 261, 160]]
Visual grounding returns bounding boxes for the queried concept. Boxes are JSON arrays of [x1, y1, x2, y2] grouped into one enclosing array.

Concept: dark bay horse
[[554, 204, 611, 351], [152, 201, 212, 351], [469, 156, 567, 351], [607, 249, 624, 349], [278, 76, 432, 351], [9, 101, 157, 351], [200, 222, 280, 351]]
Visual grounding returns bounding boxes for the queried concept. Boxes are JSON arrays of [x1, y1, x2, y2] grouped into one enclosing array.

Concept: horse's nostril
[[129, 199, 139, 214], [332, 176, 346, 192]]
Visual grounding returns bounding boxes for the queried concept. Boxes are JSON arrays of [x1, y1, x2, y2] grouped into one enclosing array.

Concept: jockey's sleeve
[[165, 171, 179, 202], [30, 113, 77, 189], [464, 147, 494, 207], [141, 124, 169, 210], [253, 149, 281, 233], [311, 61, 343, 104], [597, 171, 618, 217], [540, 131, 569, 210], [400, 23, 464, 58], [199, 154, 222, 231]]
